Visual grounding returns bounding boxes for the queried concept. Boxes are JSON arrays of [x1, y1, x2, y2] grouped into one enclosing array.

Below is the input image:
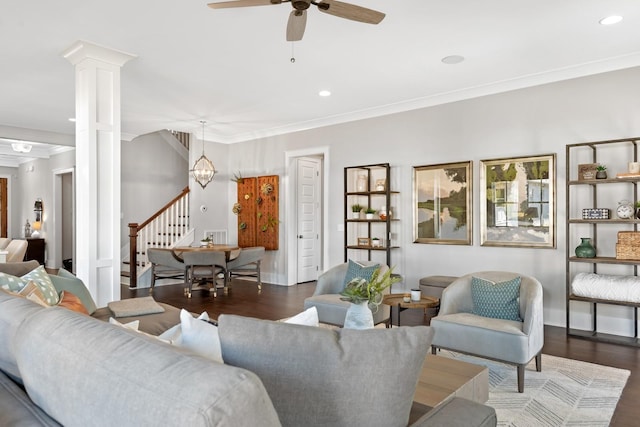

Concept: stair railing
[[128, 186, 190, 288]]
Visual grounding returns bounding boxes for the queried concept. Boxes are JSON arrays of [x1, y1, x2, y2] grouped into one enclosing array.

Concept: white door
[[296, 157, 321, 283]]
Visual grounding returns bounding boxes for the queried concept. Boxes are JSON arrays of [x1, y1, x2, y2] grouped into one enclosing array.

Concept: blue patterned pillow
[[471, 276, 521, 321], [0, 272, 28, 293], [22, 265, 59, 306], [343, 260, 379, 287]]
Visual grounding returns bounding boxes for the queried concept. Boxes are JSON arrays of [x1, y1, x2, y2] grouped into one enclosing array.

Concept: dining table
[[171, 244, 241, 262]]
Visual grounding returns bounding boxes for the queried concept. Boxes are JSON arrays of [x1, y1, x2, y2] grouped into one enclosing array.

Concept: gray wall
[[224, 66, 640, 332], [121, 132, 189, 244]]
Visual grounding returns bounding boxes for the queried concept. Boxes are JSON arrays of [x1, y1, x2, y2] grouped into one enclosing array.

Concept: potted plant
[[371, 237, 381, 247], [596, 164, 607, 179], [340, 266, 401, 329], [351, 204, 363, 219], [365, 207, 376, 219], [200, 236, 212, 247], [635, 201, 640, 219]]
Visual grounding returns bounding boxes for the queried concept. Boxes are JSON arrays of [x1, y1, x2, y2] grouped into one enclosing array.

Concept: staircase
[[125, 186, 191, 288]]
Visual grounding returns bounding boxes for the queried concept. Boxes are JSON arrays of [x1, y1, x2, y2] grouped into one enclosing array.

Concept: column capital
[[62, 40, 136, 67]]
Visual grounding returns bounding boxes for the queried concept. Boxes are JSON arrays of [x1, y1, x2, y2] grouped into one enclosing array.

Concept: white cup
[[630, 162, 640, 174], [410, 289, 422, 302]]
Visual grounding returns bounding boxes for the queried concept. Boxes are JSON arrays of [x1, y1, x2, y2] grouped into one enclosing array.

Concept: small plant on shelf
[[365, 207, 376, 214], [596, 164, 607, 179], [351, 204, 363, 212]]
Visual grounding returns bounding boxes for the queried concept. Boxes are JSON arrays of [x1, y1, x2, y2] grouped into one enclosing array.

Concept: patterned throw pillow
[[343, 259, 380, 287], [19, 281, 50, 307], [0, 272, 28, 292], [22, 266, 59, 306], [471, 276, 522, 321]]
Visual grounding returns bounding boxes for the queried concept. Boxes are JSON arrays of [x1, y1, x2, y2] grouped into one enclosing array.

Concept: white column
[[63, 41, 136, 306]]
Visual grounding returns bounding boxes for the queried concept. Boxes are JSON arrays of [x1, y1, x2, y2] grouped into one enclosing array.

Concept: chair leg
[[431, 346, 437, 355], [257, 262, 262, 291], [149, 268, 155, 294], [535, 352, 542, 372], [517, 364, 525, 393]]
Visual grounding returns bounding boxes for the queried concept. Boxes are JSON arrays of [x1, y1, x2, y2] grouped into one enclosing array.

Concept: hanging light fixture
[[190, 120, 216, 189]]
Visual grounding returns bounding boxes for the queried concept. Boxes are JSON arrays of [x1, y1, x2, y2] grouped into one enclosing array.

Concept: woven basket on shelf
[[617, 231, 640, 245], [616, 231, 640, 259]]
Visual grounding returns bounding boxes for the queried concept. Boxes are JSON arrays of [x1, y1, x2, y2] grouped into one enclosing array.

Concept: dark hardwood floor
[[124, 279, 640, 427]]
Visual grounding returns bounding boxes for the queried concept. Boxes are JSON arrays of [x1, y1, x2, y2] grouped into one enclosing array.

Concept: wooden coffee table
[[414, 354, 489, 408], [382, 294, 439, 327]]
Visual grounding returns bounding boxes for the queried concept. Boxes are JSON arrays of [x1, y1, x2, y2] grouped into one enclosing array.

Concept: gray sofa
[[0, 262, 496, 427]]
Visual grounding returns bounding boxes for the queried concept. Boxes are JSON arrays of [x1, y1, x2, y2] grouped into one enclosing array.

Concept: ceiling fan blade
[[316, 0, 385, 24], [208, 0, 282, 9], [286, 10, 307, 41]]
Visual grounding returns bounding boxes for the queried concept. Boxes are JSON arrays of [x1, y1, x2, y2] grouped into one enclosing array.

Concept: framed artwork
[[480, 153, 556, 248], [357, 237, 371, 246], [578, 163, 598, 181], [413, 161, 472, 245]]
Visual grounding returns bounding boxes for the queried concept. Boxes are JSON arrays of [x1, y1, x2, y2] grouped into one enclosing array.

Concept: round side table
[[382, 294, 440, 327]]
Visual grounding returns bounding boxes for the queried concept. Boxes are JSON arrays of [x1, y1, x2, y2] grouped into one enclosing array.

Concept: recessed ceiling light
[[599, 15, 623, 25], [318, 90, 331, 97], [68, 118, 76, 122], [441, 55, 465, 65], [11, 142, 32, 153]]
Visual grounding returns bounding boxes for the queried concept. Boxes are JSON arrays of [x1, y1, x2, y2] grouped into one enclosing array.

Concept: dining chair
[[225, 246, 265, 291], [182, 251, 227, 298], [146, 248, 187, 293]]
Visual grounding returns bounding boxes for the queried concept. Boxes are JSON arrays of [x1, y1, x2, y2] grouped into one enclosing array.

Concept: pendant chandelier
[[190, 120, 216, 189]]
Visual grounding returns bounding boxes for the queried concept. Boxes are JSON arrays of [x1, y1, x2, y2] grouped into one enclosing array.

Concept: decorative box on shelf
[[582, 208, 610, 220], [615, 231, 640, 260]]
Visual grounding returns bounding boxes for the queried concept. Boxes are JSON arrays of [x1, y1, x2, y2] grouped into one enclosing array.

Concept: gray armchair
[[225, 246, 265, 291], [146, 248, 187, 293], [430, 271, 544, 392], [303, 261, 390, 327]]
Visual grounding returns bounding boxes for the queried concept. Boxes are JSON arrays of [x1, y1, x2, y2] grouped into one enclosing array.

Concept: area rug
[[437, 350, 630, 427]]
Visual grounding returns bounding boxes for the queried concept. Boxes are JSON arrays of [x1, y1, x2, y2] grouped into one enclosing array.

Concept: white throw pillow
[[283, 306, 319, 327], [109, 318, 140, 330], [177, 309, 223, 363], [157, 311, 210, 345]]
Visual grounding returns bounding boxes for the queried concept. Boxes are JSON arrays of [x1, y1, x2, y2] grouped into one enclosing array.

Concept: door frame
[[0, 174, 12, 238], [52, 167, 75, 269], [285, 146, 329, 285]]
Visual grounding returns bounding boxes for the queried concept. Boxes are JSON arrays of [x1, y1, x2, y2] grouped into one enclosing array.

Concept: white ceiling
[[1, 0, 640, 151]]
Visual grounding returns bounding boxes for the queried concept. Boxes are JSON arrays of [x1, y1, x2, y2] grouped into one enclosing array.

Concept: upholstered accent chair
[[146, 248, 187, 293], [5, 239, 28, 263], [430, 271, 544, 393], [225, 246, 265, 291], [303, 261, 390, 327], [183, 251, 227, 298]]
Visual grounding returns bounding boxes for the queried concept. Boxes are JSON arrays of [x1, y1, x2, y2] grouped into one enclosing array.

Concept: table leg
[[397, 303, 401, 327]]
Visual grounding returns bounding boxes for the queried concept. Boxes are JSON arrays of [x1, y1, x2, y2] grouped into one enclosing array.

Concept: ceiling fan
[[207, 0, 385, 41]]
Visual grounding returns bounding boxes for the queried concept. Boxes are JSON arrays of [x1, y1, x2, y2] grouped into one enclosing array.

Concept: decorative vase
[[366, 213, 374, 219], [596, 170, 607, 179], [575, 237, 596, 258], [356, 174, 368, 192], [344, 301, 374, 329], [352, 211, 361, 219]]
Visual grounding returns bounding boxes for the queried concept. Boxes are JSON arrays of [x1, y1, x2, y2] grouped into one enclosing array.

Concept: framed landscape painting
[[413, 161, 472, 245], [480, 153, 556, 248]]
